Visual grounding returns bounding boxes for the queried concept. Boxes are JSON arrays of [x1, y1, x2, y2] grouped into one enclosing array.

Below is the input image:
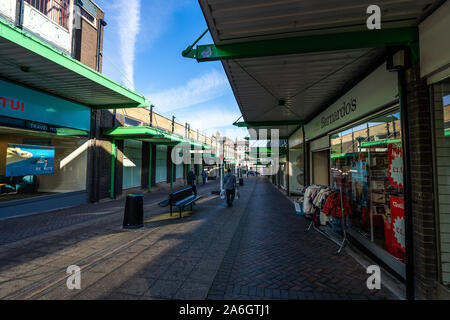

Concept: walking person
[[187, 167, 197, 196], [223, 168, 237, 207], [202, 169, 207, 185]]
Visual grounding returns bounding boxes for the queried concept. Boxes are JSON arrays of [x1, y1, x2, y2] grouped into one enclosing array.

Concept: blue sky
[[96, 0, 248, 141]]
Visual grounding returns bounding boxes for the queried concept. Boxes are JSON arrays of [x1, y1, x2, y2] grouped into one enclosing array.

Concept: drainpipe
[[150, 105, 154, 127], [148, 144, 152, 192], [172, 116, 175, 133], [96, 19, 107, 72], [110, 137, 116, 199], [15, 0, 24, 29]]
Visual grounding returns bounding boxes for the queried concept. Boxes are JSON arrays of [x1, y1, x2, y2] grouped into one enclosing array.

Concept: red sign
[[384, 196, 406, 262], [388, 144, 403, 188], [1, 97, 24, 112]]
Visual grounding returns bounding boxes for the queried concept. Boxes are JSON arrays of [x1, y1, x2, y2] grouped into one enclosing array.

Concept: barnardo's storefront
[[0, 78, 91, 219], [303, 61, 407, 278]]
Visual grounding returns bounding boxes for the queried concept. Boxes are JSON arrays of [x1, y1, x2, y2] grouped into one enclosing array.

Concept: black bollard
[[239, 178, 244, 186], [123, 194, 144, 229]]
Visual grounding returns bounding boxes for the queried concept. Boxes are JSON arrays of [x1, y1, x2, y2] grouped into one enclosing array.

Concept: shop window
[[279, 162, 286, 190], [289, 145, 305, 194], [0, 127, 88, 202], [431, 79, 450, 287], [122, 140, 142, 189], [155, 145, 167, 183], [176, 164, 183, 179], [330, 110, 405, 264]]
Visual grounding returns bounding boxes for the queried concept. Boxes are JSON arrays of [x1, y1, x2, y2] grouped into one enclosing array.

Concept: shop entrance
[[312, 150, 330, 186]]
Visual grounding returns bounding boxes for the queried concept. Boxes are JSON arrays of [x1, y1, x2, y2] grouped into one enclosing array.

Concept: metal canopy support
[[171, 161, 174, 189], [148, 144, 152, 192], [233, 120, 304, 128], [110, 138, 116, 199], [183, 27, 419, 63]]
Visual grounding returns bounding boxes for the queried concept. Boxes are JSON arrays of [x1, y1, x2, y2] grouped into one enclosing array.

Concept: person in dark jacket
[[223, 168, 237, 207], [187, 168, 197, 196]]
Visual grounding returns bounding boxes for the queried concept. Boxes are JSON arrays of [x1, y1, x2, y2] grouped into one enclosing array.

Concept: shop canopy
[[0, 18, 149, 109], [183, 0, 439, 138], [104, 125, 210, 198], [103, 126, 211, 149], [246, 147, 286, 156]]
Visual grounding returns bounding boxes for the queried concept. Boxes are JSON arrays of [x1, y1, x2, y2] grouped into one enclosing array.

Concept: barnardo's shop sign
[[305, 62, 398, 140], [0, 78, 91, 132]]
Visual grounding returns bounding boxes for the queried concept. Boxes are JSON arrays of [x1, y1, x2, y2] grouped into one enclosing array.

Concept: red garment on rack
[[322, 192, 352, 218]]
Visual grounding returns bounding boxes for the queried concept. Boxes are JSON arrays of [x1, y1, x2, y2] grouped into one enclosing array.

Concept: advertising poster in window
[[389, 196, 406, 262], [6, 144, 55, 177], [388, 143, 403, 188]]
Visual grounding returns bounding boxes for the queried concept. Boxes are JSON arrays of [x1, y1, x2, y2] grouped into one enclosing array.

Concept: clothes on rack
[[303, 185, 322, 216], [303, 185, 349, 253], [303, 185, 352, 229], [322, 192, 352, 218]]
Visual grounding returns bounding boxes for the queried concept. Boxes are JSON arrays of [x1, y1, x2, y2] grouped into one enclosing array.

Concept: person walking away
[[202, 169, 207, 185], [223, 168, 237, 207], [187, 168, 197, 196]]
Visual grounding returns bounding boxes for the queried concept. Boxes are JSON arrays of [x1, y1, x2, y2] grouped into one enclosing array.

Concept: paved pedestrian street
[[0, 178, 397, 300]]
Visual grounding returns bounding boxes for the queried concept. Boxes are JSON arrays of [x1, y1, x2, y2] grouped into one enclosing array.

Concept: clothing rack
[[304, 185, 348, 254]]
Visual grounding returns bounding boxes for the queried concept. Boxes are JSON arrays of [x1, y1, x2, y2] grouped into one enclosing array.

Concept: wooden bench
[[168, 186, 202, 218]]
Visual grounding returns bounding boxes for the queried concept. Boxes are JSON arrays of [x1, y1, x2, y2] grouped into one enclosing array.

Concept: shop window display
[[289, 145, 305, 194], [330, 111, 405, 263], [0, 127, 88, 202]]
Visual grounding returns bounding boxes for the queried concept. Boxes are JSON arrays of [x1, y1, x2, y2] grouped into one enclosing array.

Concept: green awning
[[246, 147, 286, 156], [103, 126, 211, 149], [103, 126, 184, 145], [360, 138, 402, 147], [331, 152, 362, 159], [0, 18, 149, 109], [185, 139, 211, 150]]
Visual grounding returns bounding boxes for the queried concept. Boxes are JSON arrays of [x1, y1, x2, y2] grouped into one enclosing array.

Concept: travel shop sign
[[0, 78, 91, 132], [305, 62, 399, 141]]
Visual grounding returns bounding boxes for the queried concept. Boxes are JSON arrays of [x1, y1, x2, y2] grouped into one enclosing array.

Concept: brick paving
[[208, 178, 397, 300], [0, 181, 213, 245], [0, 177, 399, 300]]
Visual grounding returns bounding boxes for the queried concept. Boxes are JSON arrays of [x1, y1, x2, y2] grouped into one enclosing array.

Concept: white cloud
[[148, 70, 229, 113], [176, 107, 248, 141], [116, 0, 141, 88]]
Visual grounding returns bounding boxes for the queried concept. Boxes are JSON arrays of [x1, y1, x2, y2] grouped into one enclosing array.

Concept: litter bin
[[239, 178, 244, 186], [123, 194, 144, 229]]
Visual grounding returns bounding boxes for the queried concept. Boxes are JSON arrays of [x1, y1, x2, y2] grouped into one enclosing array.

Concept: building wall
[[75, 2, 104, 71]]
